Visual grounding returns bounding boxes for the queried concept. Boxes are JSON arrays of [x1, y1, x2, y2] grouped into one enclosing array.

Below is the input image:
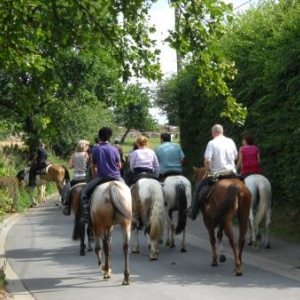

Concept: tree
[[114, 84, 159, 142]]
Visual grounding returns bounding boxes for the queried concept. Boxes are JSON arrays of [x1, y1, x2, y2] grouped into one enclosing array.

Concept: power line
[[233, 0, 253, 10]]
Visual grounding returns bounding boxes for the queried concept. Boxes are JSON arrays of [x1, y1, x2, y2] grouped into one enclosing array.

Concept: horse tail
[[214, 184, 238, 221], [109, 183, 131, 220], [62, 165, 71, 182], [175, 181, 187, 235], [255, 177, 272, 230], [148, 183, 165, 241]]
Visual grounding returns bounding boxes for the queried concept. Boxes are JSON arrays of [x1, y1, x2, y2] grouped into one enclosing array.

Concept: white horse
[[90, 181, 132, 285], [244, 174, 272, 248], [162, 175, 192, 252], [130, 178, 165, 260]]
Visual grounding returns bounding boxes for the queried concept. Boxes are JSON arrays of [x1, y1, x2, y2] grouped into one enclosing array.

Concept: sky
[[147, 0, 258, 124]]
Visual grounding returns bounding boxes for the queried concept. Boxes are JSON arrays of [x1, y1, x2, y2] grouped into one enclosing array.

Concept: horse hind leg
[[181, 228, 187, 253], [165, 212, 176, 248], [87, 224, 93, 252], [94, 234, 103, 271], [132, 228, 140, 254], [208, 228, 218, 267], [264, 208, 271, 249], [217, 227, 226, 263], [121, 223, 131, 285], [102, 231, 112, 279]]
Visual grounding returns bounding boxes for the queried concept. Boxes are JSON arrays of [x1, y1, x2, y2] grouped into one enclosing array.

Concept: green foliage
[[166, 0, 247, 124], [114, 84, 159, 142], [220, 0, 300, 206]]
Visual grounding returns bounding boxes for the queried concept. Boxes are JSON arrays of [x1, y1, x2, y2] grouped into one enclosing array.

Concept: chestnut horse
[[90, 180, 132, 285], [130, 178, 165, 260], [244, 174, 272, 248], [69, 182, 93, 256], [162, 175, 192, 252], [193, 167, 251, 276], [16, 164, 70, 207]]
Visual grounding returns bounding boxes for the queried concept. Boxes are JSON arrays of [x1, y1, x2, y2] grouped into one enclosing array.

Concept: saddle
[[36, 162, 52, 175], [159, 170, 183, 181], [130, 172, 158, 186], [207, 170, 243, 184]]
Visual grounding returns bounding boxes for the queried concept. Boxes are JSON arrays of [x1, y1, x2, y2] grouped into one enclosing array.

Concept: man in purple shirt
[[79, 127, 124, 224]]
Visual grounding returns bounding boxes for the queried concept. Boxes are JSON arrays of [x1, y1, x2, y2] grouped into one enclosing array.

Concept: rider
[[236, 133, 263, 178], [186, 124, 238, 220], [62, 140, 90, 216], [154, 132, 185, 180], [28, 142, 48, 187], [79, 127, 124, 224], [126, 135, 159, 186]]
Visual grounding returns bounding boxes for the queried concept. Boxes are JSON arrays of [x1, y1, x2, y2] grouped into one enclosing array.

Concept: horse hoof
[[265, 243, 271, 249], [122, 280, 130, 286], [30, 202, 37, 208], [88, 246, 93, 252], [219, 255, 226, 263], [132, 250, 140, 254], [150, 257, 158, 261], [104, 274, 111, 279], [181, 248, 187, 253], [256, 233, 262, 241], [211, 261, 218, 267], [235, 271, 243, 276]]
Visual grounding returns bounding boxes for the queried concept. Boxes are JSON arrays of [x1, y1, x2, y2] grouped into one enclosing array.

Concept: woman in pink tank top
[[236, 133, 263, 177]]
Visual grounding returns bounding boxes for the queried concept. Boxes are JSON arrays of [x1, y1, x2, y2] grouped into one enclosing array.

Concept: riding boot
[[186, 185, 209, 220], [79, 197, 90, 224], [63, 194, 71, 216]]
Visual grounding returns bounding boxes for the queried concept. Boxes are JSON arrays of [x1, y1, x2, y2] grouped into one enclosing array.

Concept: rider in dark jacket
[[28, 142, 48, 187]]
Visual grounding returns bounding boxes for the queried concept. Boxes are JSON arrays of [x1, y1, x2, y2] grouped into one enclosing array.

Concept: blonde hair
[[76, 140, 90, 152], [136, 135, 148, 147]]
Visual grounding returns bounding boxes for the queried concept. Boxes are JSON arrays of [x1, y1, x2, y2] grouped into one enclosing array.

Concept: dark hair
[[98, 127, 113, 142], [242, 133, 254, 145], [160, 133, 171, 142], [94, 137, 100, 144]]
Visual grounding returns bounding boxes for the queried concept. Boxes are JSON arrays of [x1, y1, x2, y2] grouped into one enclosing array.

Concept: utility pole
[[169, 0, 182, 72]]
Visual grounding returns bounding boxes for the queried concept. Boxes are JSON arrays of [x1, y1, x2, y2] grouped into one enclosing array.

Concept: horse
[[244, 174, 272, 249], [193, 167, 251, 276], [162, 175, 192, 252], [130, 178, 165, 260], [16, 164, 70, 207], [90, 180, 132, 285], [68, 182, 93, 256]]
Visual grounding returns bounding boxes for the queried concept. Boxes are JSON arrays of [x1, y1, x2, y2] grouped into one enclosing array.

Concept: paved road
[[1, 195, 300, 300]]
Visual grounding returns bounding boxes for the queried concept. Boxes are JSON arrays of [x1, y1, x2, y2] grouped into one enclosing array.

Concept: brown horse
[[193, 167, 251, 276], [90, 180, 132, 285], [16, 164, 70, 207], [69, 182, 93, 256]]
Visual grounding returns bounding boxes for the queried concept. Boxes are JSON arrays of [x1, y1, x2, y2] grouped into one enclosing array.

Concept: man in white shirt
[[186, 124, 238, 220]]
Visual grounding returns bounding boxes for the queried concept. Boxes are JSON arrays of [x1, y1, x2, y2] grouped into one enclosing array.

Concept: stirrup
[[63, 206, 71, 216]]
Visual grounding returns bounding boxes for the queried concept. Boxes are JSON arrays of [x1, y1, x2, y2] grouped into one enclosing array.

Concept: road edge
[[0, 212, 36, 300]]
